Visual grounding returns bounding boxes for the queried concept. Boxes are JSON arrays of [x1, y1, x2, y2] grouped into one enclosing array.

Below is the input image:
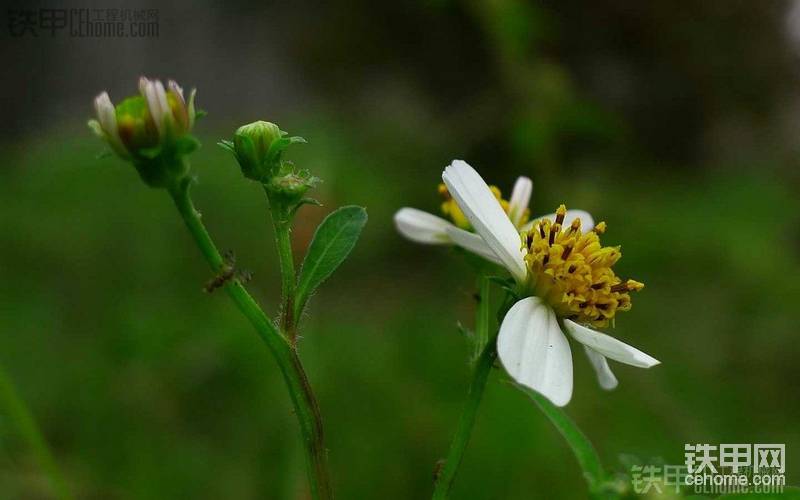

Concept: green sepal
[[138, 146, 162, 160], [175, 135, 201, 155], [217, 140, 235, 153], [266, 135, 306, 167], [288, 197, 324, 218], [487, 275, 515, 289]]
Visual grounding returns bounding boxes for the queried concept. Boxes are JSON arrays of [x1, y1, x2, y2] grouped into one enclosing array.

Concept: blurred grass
[[0, 117, 798, 499]]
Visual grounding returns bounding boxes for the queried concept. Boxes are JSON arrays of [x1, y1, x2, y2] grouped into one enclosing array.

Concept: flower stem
[[265, 188, 297, 337], [433, 276, 494, 500], [474, 276, 491, 360], [0, 363, 73, 500], [167, 178, 333, 500]]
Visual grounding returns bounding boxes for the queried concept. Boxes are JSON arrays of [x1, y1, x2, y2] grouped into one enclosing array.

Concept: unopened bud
[[232, 121, 283, 180], [220, 120, 306, 182]]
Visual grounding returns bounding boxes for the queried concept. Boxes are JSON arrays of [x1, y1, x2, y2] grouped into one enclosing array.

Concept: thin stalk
[[264, 188, 297, 336], [474, 276, 491, 360], [0, 364, 73, 500], [433, 276, 494, 500], [167, 178, 333, 500]]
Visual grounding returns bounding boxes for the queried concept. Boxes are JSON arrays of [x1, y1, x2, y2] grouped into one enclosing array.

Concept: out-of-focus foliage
[[1, 0, 799, 498]]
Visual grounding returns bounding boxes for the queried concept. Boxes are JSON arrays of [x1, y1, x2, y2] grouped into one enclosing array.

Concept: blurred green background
[[2, 1, 799, 498]]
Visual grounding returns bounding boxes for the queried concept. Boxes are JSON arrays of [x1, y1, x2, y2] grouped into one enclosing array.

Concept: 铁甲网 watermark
[[631, 443, 786, 495], [8, 8, 158, 38]]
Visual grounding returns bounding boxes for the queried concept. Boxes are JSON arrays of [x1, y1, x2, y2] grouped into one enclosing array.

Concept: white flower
[[441, 160, 659, 407], [394, 169, 593, 272], [89, 77, 197, 158]]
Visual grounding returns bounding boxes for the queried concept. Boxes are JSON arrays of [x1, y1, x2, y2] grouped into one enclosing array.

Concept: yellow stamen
[[521, 205, 643, 328]]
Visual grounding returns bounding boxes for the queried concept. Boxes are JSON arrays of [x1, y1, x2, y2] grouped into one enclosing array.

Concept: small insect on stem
[[204, 250, 237, 293], [203, 250, 255, 293]]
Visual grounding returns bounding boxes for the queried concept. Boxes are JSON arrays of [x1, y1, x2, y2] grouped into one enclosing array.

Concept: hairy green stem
[[474, 276, 491, 360], [433, 339, 496, 500], [265, 189, 297, 337], [432, 275, 608, 498], [0, 364, 73, 500], [167, 178, 333, 500], [433, 277, 494, 500]]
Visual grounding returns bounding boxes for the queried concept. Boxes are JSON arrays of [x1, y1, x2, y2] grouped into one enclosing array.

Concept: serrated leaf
[[294, 206, 367, 318]]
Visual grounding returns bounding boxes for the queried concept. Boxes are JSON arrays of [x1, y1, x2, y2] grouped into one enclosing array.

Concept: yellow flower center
[[438, 183, 525, 229], [522, 204, 643, 328]]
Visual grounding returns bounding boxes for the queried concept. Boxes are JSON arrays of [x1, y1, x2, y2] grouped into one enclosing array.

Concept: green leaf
[[294, 206, 367, 317], [513, 383, 606, 492]]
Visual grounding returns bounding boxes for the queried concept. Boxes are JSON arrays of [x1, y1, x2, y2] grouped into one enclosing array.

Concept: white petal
[[394, 208, 452, 244], [167, 80, 185, 102], [442, 160, 527, 283], [498, 297, 573, 407], [563, 320, 660, 368], [583, 346, 618, 390], [93, 92, 126, 154], [521, 210, 595, 233], [153, 80, 171, 126], [94, 92, 116, 131], [445, 226, 503, 265], [508, 176, 533, 228], [141, 78, 170, 135], [94, 92, 117, 135]]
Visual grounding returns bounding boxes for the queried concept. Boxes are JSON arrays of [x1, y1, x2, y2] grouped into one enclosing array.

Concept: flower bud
[[88, 77, 199, 187], [232, 121, 282, 180], [220, 120, 306, 182]]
